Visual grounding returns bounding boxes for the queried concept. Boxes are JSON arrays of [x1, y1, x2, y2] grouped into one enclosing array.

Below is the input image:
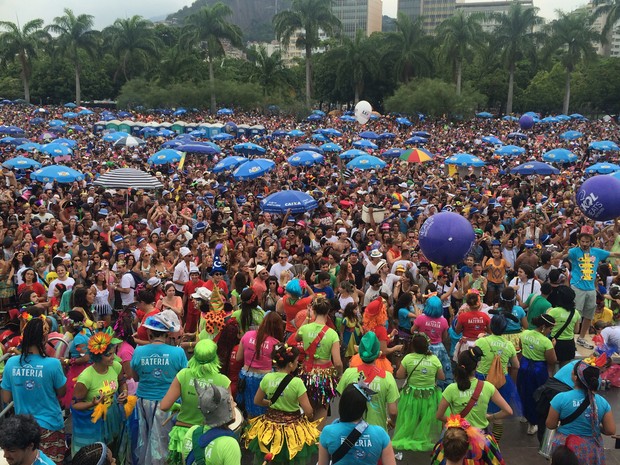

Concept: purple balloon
[[576, 175, 620, 221], [419, 212, 475, 266], [519, 114, 534, 130]]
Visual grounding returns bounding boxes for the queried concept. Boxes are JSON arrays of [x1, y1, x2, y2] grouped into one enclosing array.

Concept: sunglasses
[[213, 272, 223, 276]]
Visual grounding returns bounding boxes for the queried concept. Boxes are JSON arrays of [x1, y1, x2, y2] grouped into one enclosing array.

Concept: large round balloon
[[354, 100, 372, 124], [576, 175, 620, 221], [419, 212, 475, 266], [519, 114, 534, 130], [224, 121, 238, 134]]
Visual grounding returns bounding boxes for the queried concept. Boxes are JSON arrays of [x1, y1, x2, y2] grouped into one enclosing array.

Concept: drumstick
[[261, 453, 274, 465], [162, 413, 174, 427]]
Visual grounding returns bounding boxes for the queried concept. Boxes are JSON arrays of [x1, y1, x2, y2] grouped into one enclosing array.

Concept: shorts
[[554, 338, 576, 362], [573, 287, 596, 320]]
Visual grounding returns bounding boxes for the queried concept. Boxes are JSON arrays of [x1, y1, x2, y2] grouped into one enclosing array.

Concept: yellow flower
[[88, 332, 112, 355]]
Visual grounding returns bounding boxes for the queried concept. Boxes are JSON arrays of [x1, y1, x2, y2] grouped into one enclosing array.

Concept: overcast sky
[[0, 0, 587, 30]]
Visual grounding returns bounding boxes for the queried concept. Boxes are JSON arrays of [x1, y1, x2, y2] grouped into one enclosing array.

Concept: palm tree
[[436, 11, 485, 96], [0, 19, 50, 103], [544, 10, 599, 114], [273, 0, 341, 108], [183, 3, 243, 113], [48, 9, 99, 105], [592, 0, 620, 56], [103, 16, 160, 82], [332, 30, 379, 103], [492, 3, 543, 114], [247, 45, 290, 97], [385, 13, 433, 84]]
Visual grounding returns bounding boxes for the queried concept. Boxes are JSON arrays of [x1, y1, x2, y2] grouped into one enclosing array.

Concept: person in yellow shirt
[[592, 293, 614, 330]]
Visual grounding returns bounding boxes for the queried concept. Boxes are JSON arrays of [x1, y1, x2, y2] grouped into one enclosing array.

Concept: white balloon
[[354, 100, 372, 124]]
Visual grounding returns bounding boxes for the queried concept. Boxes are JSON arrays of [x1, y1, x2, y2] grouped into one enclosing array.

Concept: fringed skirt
[[299, 361, 339, 409], [392, 386, 442, 451], [236, 369, 268, 418]]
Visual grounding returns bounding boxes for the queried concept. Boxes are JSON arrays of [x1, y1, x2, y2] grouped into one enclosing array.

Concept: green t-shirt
[[547, 307, 580, 340], [475, 335, 516, 375], [76, 360, 122, 404], [182, 425, 241, 465], [231, 308, 265, 334], [442, 379, 495, 429], [525, 294, 552, 327], [260, 371, 306, 413], [521, 329, 554, 361], [176, 369, 231, 426], [298, 323, 339, 361], [399, 353, 441, 388], [336, 367, 399, 427]]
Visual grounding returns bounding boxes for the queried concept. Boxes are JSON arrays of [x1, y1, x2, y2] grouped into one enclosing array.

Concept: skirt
[[475, 372, 522, 416], [136, 398, 173, 465], [39, 427, 66, 465], [62, 363, 89, 409], [552, 432, 606, 465], [70, 401, 123, 456], [94, 303, 113, 317], [243, 409, 320, 462], [236, 369, 268, 418], [517, 357, 548, 425], [453, 338, 477, 362], [299, 361, 339, 408], [168, 424, 191, 465], [392, 386, 442, 452], [342, 327, 360, 358], [430, 342, 453, 391], [431, 428, 506, 465]]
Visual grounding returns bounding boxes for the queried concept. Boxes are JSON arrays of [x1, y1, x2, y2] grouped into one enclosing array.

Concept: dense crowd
[[0, 103, 618, 465]]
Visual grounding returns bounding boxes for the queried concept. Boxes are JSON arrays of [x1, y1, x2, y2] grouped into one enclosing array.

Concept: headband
[[540, 314, 555, 327], [95, 442, 108, 465]]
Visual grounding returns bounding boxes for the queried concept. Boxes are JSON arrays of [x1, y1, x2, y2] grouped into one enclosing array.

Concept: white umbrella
[[94, 168, 162, 190], [113, 136, 146, 147]]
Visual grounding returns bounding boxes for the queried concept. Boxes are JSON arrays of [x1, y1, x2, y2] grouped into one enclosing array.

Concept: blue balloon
[[419, 212, 475, 266], [224, 121, 238, 134], [519, 114, 534, 130], [576, 175, 620, 221]]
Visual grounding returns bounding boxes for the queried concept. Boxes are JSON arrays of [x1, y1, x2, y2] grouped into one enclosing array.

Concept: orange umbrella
[[400, 148, 433, 163]]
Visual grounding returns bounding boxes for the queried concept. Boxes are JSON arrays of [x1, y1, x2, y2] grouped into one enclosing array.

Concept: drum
[[230, 407, 244, 436], [539, 427, 556, 459]]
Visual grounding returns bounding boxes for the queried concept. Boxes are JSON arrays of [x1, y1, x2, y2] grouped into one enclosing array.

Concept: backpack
[[486, 349, 506, 389]]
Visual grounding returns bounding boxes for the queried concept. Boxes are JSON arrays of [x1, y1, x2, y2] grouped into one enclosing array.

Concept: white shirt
[[173, 260, 191, 292], [601, 326, 620, 349], [119, 272, 136, 306], [48, 277, 75, 298], [509, 277, 541, 302], [269, 261, 293, 279]]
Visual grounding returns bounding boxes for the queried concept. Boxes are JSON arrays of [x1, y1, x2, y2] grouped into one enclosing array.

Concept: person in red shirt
[[453, 290, 491, 361], [182, 266, 205, 333], [276, 278, 315, 337], [133, 289, 161, 345], [204, 266, 229, 299]]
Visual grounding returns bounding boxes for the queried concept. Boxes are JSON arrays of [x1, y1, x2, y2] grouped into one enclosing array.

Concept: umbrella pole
[[126, 191, 129, 215]]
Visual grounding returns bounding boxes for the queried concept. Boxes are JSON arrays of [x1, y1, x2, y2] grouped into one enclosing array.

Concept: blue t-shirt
[[551, 390, 610, 436], [398, 307, 414, 330], [312, 285, 335, 300], [131, 344, 188, 400], [320, 420, 390, 465], [69, 330, 91, 358], [568, 247, 610, 291], [504, 305, 526, 332], [35, 451, 55, 465], [553, 360, 578, 388], [1, 354, 66, 431]]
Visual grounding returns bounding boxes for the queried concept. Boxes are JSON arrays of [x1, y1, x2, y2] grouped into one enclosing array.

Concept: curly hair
[[0, 415, 41, 451]]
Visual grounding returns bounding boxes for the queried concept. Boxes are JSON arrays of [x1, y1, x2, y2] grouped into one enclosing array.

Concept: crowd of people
[[0, 103, 618, 465]]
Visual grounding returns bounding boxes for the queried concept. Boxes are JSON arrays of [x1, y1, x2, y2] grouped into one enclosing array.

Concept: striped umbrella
[[400, 148, 433, 163], [94, 168, 163, 190]]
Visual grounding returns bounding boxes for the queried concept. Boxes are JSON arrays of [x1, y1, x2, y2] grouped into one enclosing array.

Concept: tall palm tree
[[0, 19, 50, 103], [248, 45, 290, 97], [273, 0, 341, 108], [385, 13, 433, 84], [103, 16, 160, 82], [332, 30, 379, 103], [544, 10, 599, 114], [592, 0, 620, 56], [436, 11, 485, 96], [492, 3, 543, 114], [48, 9, 99, 105], [184, 3, 243, 113]]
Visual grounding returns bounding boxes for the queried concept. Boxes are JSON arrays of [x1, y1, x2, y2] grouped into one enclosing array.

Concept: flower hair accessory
[[446, 414, 471, 429], [446, 414, 486, 449], [88, 327, 121, 355]]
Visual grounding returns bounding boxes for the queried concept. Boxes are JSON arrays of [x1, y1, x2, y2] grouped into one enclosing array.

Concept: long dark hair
[[455, 346, 483, 391], [20, 318, 47, 364], [255, 312, 284, 357]]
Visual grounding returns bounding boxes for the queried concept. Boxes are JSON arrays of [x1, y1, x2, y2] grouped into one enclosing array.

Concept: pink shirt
[[240, 330, 278, 371], [414, 314, 448, 345], [117, 341, 137, 395]]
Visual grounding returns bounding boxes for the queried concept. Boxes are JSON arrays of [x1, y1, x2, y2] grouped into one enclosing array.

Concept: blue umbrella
[[188, 129, 207, 137], [346, 154, 386, 170], [32, 108, 48, 114], [160, 140, 184, 149], [556, 114, 571, 121], [339, 115, 356, 122], [507, 132, 528, 140], [396, 117, 412, 126], [102, 131, 128, 142], [589, 140, 619, 152], [287, 129, 305, 137], [212, 156, 249, 173], [48, 126, 66, 134], [117, 111, 132, 118], [294, 143, 322, 153], [63, 112, 78, 119], [352, 139, 378, 150], [311, 133, 330, 143], [157, 129, 175, 137], [260, 190, 318, 214], [560, 130, 583, 141], [69, 125, 85, 132], [542, 148, 577, 163], [78, 109, 94, 116], [272, 129, 289, 138], [321, 128, 343, 137], [307, 114, 322, 121], [570, 113, 586, 120], [585, 163, 620, 174], [148, 149, 183, 165], [610, 172, 620, 181], [49, 119, 66, 127], [54, 138, 77, 148], [0, 137, 15, 144], [232, 158, 275, 180], [404, 136, 428, 145], [15, 142, 42, 152], [0, 126, 25, 136], [30, 117, 45, 125], [502, 116, 519, 121], [178, 142, 220, 155], [495, 145, 525, 156], [482, 136, 503, 145], [217, 108, 234, 116], [340, 149, 367, 159], [312, 110, 326, 116], [31, 165, 84, 183], [412, 131, 431, 138], [378, 132, 396, 140], [173, 109, 187, 116], [320, 143, 343, 153], [233, 142, 266, 156], [64, 102, 77, 108], [212, 132, 234, 141], [139, 127, 159, 136], [288, 151, 324, 167], [382, 148, 403, 158], [445, 153, 485, 167], [3, 156, 41, 170], [511, 161, 559, 175], [476, 112, 493, 118], [42, 143, 73, 157], [359, 131, 379, 140], [540, 116, 559, 124]]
